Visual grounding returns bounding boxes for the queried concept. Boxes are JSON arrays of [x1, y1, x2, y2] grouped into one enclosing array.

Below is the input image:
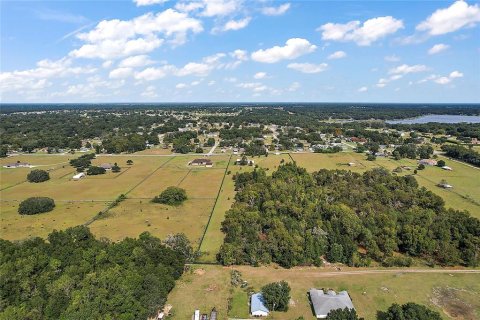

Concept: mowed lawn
[[0, 200, 108, 240], [167, 265, 480, 320], [88, 198, 215, 245]]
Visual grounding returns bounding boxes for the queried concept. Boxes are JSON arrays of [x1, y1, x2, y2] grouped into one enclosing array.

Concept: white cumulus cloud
[[109, 67, 133, 79], [358, 86, 368, 92], [261, 3, 291, 16], [133, 0, 168, 6], [254, 72, 267, 79], [214, 17, 251, 33], [428, 43, 450, 55], [251, 38, 317, 63], [389, 64, 428, 75], [318, 16, 403, 46], [119, 55, 154, 68], [328, 51, 347, 60], [287, 62, 328, 74], [417, 1, 480, 36]]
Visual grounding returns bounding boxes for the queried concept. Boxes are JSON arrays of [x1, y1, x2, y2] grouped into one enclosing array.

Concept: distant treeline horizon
[[1, 102, 480, 116]]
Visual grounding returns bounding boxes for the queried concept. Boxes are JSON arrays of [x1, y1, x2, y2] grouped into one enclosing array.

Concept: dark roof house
[[189, 159, 213, 166]]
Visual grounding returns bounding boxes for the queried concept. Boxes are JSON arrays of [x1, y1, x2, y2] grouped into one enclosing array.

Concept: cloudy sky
[[1, 0, 479, 103]]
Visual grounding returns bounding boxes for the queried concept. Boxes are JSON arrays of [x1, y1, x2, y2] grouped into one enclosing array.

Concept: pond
[[387, 114, 480, 124]]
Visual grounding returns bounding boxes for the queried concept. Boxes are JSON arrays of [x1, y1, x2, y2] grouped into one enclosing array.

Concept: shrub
[[126, 159, 133, 165], [153, 186, 187, 206], [326, 308, 363, 320], [18, 197, 55, 215], [437, 159, 446, 167], [27, 169, 50, 183], [87, 166, 106, 175], [380, 302, 442, 320], [112, 163, 121, 173]]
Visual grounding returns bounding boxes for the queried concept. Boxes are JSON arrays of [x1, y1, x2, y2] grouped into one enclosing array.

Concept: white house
[[73, 172, 86, 180], [251, 293, 269, 317]]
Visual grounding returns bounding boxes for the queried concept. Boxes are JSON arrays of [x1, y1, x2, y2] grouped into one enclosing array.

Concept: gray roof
[[309, 289, 355, 318]]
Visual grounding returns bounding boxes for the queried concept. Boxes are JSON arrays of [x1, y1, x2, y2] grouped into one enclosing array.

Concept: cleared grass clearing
[[290, 152, 379, 173], [88, 198, 215, 244], [179, 169, 225, 199], [0, 200, 108, 241], [167, 265, 231, 320], [167, 265, 480, 320], [128, 169, 187, 198]]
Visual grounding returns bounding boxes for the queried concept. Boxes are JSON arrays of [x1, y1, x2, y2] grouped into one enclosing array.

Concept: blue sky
[[1, 0, 479, 103]]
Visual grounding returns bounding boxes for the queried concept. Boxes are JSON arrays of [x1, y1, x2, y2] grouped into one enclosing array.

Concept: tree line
[[218, 163, 479, 268]]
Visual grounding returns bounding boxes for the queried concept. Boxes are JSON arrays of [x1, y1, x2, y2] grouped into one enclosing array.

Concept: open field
[[0, 200, 108, 240], [1, 154, 73, 189], [89, 198, 215, 245], [167, 264, 480, 320], [1, 154, 229, 242]]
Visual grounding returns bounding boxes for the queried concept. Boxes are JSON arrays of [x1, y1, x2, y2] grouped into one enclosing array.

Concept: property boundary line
[[195, 154, 232, 258], [124, 156, 174, 196]]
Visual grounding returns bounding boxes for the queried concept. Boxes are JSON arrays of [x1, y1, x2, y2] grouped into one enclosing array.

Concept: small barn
[[73, 172, 86, 180], [250, 293, 269, 317]]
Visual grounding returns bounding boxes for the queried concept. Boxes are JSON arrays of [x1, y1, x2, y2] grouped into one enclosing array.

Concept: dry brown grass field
[[88, 198, 215, 245], [0, 200, 108, 240]]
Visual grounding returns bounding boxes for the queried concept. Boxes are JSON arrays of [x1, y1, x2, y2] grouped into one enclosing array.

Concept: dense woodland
[[0, 227, 185, 320], [441, 144, 480, 167], [218, 163, 480, 268]]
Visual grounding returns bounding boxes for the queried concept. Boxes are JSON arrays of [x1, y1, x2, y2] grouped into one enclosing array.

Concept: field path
[[228, 265, 480, 277]]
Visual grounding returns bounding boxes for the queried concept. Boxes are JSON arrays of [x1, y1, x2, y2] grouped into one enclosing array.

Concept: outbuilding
[[73, 172, 86, 180], [250, 293, 269, 317]]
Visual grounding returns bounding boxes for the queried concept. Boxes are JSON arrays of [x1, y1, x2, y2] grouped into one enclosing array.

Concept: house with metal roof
[[309, 289, 355, 319], [250, 293, 269, 317]]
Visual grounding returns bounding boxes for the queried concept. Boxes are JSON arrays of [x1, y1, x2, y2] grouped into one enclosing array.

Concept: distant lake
[[387, 114, 480, 124]]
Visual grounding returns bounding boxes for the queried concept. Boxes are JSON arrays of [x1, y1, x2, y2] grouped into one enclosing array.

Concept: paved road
[[206, 140, 219, 156]]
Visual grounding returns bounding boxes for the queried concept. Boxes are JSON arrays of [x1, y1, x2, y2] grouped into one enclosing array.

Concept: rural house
[[100, 163, 113, 170], [418, 159, 438, 166], [189, 159, 213, 167], [3, 161, 32, 169], [309, 289, 355, 319]]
